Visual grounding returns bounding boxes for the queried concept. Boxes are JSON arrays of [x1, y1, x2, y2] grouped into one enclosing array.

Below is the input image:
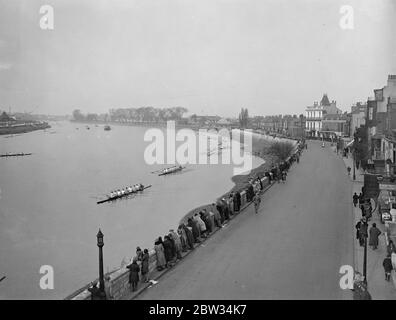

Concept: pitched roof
[[320, 94, 331, 106], [0, 111, 13, 121]]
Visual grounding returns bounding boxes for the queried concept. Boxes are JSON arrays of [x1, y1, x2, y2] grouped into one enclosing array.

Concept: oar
[[0, 276, 5, 283]]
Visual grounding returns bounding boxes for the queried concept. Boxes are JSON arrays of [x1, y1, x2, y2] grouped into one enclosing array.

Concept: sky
[[0, 0, 395, 117]]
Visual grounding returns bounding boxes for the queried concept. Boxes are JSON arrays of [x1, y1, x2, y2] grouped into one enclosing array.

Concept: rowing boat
[[158, 166, 185, 176], [97, 185, 152, 204], [0, 153, 32, 158]]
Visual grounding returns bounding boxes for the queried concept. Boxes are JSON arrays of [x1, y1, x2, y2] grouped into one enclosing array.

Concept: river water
[[0, 122, 265, 299]]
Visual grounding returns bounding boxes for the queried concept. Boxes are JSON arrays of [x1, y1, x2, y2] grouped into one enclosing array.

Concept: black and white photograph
[[0, 0, 396, 304]]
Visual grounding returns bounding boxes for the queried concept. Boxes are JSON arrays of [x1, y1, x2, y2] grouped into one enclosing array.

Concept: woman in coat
[[127, 257, 140, 292], [187, 218, 200, 243], [182, 223, 194, 249], [368, 223, 381, 250], [177, 226, 188, 252], [141, 249, 149, 283], [154, 239, 166, 271]]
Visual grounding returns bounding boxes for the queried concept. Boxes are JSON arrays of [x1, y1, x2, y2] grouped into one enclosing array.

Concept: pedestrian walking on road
[[383, 255, 393, 281], [369, 223, 381, 250], [358, 192, 363, 205], [253, 192, 261, 214], [353, 193, 358, 207], [127, 257, 140, 292], [347, 166, 351, 176]]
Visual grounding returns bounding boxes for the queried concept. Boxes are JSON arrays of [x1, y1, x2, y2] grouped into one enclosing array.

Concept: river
[[0, 121, 265, 299]]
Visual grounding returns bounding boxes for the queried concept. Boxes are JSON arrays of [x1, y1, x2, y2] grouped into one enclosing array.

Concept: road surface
[[137, 140, 354, 299]]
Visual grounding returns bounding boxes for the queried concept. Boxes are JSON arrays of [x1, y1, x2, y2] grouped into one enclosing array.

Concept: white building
[[305, 94, 342, 137]]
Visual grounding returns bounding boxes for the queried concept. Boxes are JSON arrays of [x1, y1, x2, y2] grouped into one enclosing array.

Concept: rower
[[139, 183, 144, 191], [117, 190, 121, 196]]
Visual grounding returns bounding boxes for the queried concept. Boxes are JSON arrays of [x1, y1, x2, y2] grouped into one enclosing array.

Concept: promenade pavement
[[339, 147, 396, 299], [135, 140, 354, 300]]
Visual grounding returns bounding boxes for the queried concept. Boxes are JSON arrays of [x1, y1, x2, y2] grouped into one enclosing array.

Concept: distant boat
[[158, 165, 185, 176], [97, 184, 151, 204], [0, 153, 32, 158], [104, 125, 111, 131]]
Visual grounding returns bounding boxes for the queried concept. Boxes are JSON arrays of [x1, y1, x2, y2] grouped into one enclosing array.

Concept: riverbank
[[0, 122, 51, 135], [66, 126, 300, 300]]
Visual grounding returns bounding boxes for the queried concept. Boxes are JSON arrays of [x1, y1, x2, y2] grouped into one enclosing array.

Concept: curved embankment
[[66, 132, 300, 300]]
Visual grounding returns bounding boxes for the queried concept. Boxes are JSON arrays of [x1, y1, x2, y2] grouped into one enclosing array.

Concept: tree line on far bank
[[72, 107, 188, 123]]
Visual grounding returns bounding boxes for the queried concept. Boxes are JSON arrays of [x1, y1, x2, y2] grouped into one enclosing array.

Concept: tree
[[86, 113, 98, 121], [72, 109, 85, 121], [238, 108, 249, 128], [267, 141, 294, 161]]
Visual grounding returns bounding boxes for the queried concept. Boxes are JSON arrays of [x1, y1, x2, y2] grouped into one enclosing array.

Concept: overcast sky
[[0, 0, 395, 117]]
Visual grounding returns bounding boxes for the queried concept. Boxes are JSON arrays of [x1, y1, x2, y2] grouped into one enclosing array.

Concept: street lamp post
[[96, 229, 105, 295], [353, 149, 356, 181], [363, 219, 368, 285]]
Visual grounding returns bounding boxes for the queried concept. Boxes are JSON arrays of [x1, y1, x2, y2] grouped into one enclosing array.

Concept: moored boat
[[104, 125, 111, 131]]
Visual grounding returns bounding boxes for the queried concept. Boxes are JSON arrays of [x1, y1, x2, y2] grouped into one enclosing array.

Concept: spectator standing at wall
[[169, 229, 183, 260], [163, 236, 173, 267], [211, 204, 222, 228], [177, 226, 188, 252], [216, 201, 225, 223], [383, 255, 393, 281], [187, 218, 200, 243], [200, 210, 212, 234], [127, 257, 140, 292], [136, 247, 143, 261], [154, 239, 166, 271], [368, 223, 381, 250], [141, 249, 149, 283], [222, 198, 230, 220], [166, 234, 177, 261], [234, 192, 241, 212], [194, 213, 207, 238], [182, 223, 195, 249]]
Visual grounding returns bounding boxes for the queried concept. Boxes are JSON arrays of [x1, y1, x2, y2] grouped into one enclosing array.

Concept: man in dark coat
[[162, 236, 173, 267], [353, 193, 358, 207], [127, 258, 140, 292]]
